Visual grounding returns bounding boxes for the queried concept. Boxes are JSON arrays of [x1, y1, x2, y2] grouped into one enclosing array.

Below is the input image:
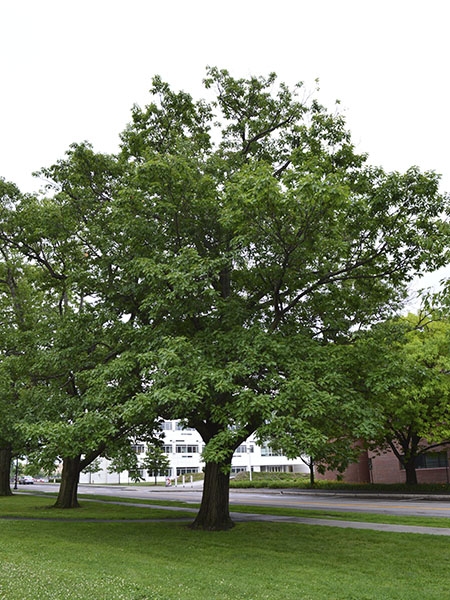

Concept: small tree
[[106, 449, 138, 484], [142, 444, 170, 485], [106, 435, 161, 483], [81, 458, 102, 484]]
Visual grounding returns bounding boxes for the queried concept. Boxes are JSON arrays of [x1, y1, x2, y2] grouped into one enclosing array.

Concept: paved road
[[24, 482, 450, 518]]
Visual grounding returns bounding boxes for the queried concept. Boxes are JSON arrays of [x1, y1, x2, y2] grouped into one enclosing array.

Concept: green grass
[[229, 503, 450, 528], [16, 489, 450, 528], [1, 495, 450, 599], [17, 490, 450, 528], [0, 494, 194, 520], [79, 493, 199, 509], [236, 487, 450, 528], [18, 489, 200, 509]]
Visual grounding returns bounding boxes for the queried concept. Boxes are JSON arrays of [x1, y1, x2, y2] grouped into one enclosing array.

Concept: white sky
[[1, 0, 449, 294]]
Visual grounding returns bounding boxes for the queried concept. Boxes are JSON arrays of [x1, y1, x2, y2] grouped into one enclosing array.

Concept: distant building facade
[[79, 419, 308, 485]]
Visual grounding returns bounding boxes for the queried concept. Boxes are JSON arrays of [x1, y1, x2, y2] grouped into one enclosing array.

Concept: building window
[[131, 444, 145, 454], [234, 444, 254, 454], [260, 444, 283, 457], [415, 452, 448, 469], [235, 445, 247, 454], [163, 445, 173, 454], [129, 468, 144, 478], [160, 421, 172, 431], [176, 467, 198, 475], [231, 466, 247, 474], [175, 422, 196, 431], [147, 468, 170, 477], [176, 445, 199, 454], [260, 465, 291, 473]]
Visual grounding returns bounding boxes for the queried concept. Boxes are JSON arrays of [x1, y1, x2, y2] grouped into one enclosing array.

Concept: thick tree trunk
[[404, 458, 418, 485], [0, 445, 13, 496], [189, 460, 234, 530], [53, 455, 82, 508]]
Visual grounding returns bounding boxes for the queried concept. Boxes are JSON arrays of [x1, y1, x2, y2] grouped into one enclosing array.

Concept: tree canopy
[[1, 68, 449, 527], [362, 313, 450, 484]]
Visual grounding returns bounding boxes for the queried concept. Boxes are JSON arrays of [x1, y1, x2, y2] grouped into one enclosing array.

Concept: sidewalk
[[231, 511, 450, 536]]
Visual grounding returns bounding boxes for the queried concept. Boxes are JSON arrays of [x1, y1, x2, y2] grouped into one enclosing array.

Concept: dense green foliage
[[361, 314, 450, 484], [0, 181, 50, 495], [1, 68, 449, 527]]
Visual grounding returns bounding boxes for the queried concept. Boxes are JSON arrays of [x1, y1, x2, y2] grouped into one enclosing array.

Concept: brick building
[[317, 445, 450, 485]]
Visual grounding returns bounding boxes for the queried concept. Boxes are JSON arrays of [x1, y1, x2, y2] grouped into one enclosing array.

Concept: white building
[[79, 420, 308, 485]]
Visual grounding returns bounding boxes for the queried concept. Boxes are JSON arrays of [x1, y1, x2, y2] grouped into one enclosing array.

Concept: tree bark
[[0, 445, 13, 496], [189, 460, 234, 531], [404, 458, 418, 485], [309, 460, 315, 487], [53, 455, 82, 508]]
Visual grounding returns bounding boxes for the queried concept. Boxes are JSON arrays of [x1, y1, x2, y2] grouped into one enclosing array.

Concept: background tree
[[142, 442, 170, 485], [106, 443, 142, 484], [363, 314, 450, 485], [0, 172, 158, 507], [0, 182, 46, 496], [21, 324, 157, 508], [258, 340, 378, 486], [81, 458, 102, 484]]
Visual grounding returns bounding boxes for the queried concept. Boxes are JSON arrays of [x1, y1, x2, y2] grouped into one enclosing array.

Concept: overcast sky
[[1, 0, 449, 294]]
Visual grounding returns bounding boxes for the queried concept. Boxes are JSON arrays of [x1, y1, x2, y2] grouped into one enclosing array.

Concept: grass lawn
[[1, 496, 450, 599], [229, 503, 450, 529], [0, 494, 193, 521], [68, 492, 450, 529]]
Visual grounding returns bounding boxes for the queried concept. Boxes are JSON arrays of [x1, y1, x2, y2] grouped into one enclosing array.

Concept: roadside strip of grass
[[80, 492, 450, 529], [12, 490, 450, 529], [1, 497, 450, 600], [17, 489, 196, 509], [0, 494, 193, 520], [229, 503, 450, 529], [84, 496, 450, 528]]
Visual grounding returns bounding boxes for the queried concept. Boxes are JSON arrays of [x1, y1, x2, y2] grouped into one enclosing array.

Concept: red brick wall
[[416, 468, 449, 484], [369, 447, 450, 484], [369, 450, 404, 484], [317, 446, 450, 484], [316, 450, 371, 483]]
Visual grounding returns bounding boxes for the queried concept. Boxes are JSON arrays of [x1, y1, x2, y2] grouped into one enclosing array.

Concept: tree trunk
[[53, 455, 82, 508], [404, 458, 418, 485], [189, 460, 234, 530], [309, 461, 315, 487], [0, 445, 13, 496]]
